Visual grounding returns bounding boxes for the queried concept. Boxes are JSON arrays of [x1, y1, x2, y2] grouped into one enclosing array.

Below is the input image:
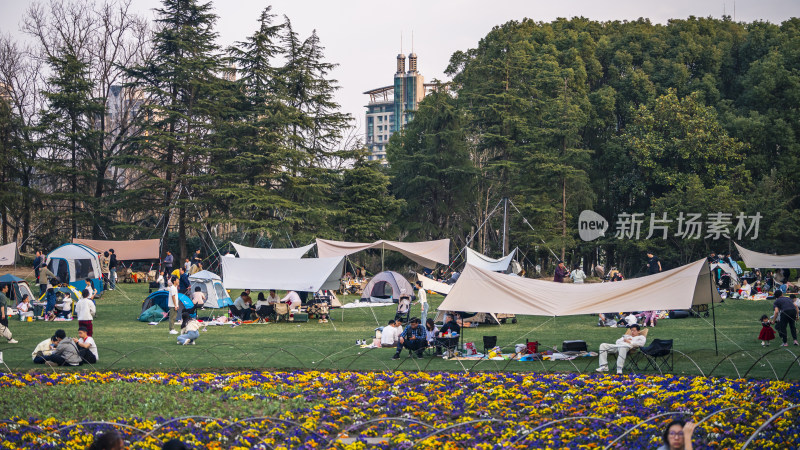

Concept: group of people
[[31, 327, 98, 366], [228, 289, 306, 321], [161, 249, 205, 280], [380, 313, 461, 359]]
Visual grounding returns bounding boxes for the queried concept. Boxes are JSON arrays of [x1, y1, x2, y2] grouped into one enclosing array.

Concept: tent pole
[[708, 263, 719, 356], [382, 243, 385, 272], [502, 197, 509, 257]]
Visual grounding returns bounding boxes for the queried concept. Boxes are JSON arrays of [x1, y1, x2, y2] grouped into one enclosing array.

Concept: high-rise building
[[364, 52, 428, 162]]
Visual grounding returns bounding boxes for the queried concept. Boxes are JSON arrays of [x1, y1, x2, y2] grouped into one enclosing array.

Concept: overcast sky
[[2, 0, 799, 144]]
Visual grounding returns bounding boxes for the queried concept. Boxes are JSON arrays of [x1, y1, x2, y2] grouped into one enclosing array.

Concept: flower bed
[[1, 370, 798, 449]]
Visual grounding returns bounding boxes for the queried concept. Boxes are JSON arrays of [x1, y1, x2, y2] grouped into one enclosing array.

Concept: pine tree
[[39, 48, 104, 239], [125, 0, 229, 259]]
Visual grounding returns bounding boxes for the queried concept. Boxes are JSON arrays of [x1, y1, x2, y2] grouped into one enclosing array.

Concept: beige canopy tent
[[734, 242, 800, 269], [439, 258, 721, 317], [73, 238, 160, 260], [0, 242, 16, 266], [316, 238, 450, 268], [416, 272, 452, 295]]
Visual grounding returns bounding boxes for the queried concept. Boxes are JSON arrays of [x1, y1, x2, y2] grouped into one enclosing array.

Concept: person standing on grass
[[554, 261, 568, 283], [416, 281, 428, 324], [569, 264, 587, 283], [168, 276, 179, 335], [99, 251, 110, 290], [38, 265, 56, 297], [771, 290, 799, 347], [0, 284, 19, 343], [75, 289, 96, 336], [74, 326, 98, 364], [33, 251, 42, 282], [163, 250, 174, 276], [108, 249, 118, 290], [184, 258, 191, 273]]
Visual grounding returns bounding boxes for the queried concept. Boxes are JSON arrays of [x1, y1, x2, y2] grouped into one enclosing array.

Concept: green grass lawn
[[1, 279, 797, 380]]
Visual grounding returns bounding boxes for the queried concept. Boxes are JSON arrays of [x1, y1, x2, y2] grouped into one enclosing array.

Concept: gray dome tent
[[360, 271, 415, 303]]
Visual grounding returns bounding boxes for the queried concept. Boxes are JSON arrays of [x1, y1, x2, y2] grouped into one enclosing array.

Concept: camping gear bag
[[526, 340, 539, 354], [669, 310, 690, 319], [139, 305, 165, 322], [561, 340, 587, 352]]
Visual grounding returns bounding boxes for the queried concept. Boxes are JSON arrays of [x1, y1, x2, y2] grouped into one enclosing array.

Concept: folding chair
[[637, 339, 674, 372], [272, 303, 290, 322]]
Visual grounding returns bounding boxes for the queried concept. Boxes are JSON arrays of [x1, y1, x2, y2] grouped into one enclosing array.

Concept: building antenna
[[400, 31, 403, 53], [412, 30, 414, 53]]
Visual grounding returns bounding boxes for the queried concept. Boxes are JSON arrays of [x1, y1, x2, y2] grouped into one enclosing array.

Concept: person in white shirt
[[191, 287, 206, 310], [75, 289, 97, 336], [255, 292, 274, 320], [83, 279, 95, 299], [281, 290, 302, 310], [415, 281, 428, 324], [597, 324, 647, 374], [168, 277, 179, 334], [380, 320, 400, 347], [16, 295, 34, 320], [55, 292, 73, 319], [74, 326, 98, 363], [569, 265, 587, 283]]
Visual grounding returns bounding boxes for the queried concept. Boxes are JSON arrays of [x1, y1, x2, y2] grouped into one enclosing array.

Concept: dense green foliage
[[1, 4, 799, 275]]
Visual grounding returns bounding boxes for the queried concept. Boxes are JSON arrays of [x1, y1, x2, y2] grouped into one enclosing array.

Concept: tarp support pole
[[502, 197, 509, 257], [709, 263, 719, 356]]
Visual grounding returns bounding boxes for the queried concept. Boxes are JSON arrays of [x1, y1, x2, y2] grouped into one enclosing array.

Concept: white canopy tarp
[[465, 247, 517, 272], [316, 238, 450, 268], [188, 270, 221, 281], [231, 242, 315, 259], [221, 256, 345, 292], [0, 242, 16, 266], [417, 272, 452, 295], [735, 242, 800, 269], [438, 259, 720, 316], [73, 238, 159, 260]]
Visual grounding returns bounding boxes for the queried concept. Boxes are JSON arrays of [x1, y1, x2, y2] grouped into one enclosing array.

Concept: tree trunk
[[92, 165, 106, 238], [71, 117, 78, 239], [179, 204, 187, 262]]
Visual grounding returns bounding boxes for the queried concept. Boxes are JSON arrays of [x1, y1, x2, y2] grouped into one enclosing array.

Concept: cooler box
[[292, 313, 309, 323]]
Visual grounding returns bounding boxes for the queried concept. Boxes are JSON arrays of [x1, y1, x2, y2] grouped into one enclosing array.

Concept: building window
[[378, 116, 383, 123]]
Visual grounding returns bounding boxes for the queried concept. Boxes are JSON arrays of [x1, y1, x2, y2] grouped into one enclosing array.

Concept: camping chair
[[632, 339, 674, 373], [272, 303, 290, 322], [609, 328, 648, 372], [482, 336, 498, 359]]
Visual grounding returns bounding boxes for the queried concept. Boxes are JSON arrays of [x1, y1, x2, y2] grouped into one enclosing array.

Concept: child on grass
[[759, 314, 776, 346]]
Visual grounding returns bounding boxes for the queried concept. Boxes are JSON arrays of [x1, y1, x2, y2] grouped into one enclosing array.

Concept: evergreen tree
[[125, 0, 229, 259], [387, 88, 476, 242], [39, 48, 104, 239]]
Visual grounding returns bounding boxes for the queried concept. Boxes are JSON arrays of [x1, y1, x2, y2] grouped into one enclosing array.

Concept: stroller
[[394, 295, 411, 324]]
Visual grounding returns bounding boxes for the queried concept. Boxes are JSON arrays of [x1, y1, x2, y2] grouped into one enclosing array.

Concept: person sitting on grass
[[44, 332, 82, 367], [33, 329, 65, 363], [74, 326, 98, 364], [392, 317, 426, 359], [232, 292, 255, 320], [596, 324, 646, 375], [16, 294, 34, 321], [177, 311, 200, 345], [380, 319, 400, 347]]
